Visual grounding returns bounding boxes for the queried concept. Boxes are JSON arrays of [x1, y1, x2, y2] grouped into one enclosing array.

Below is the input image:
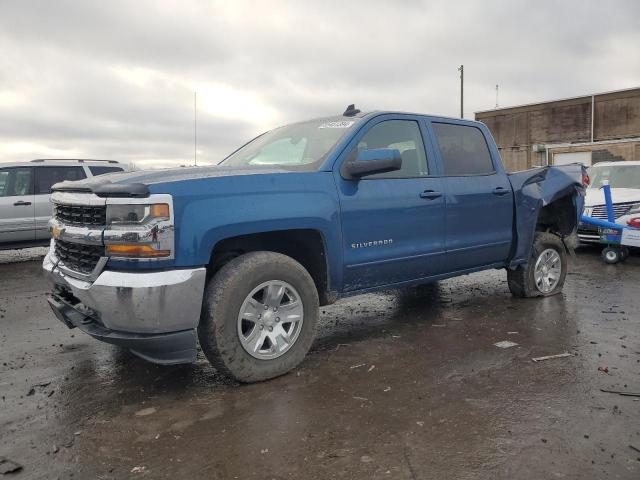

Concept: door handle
[[419, 190, 442, 200], [492, 187, 510, 196], [13, 201, 32, 206]]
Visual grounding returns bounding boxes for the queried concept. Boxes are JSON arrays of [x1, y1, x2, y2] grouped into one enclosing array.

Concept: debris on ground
[[598, 366, 610, 374], [494, 340, 518, 349], [367, 365, 375, 372], [350, 363, 366, 369], [383, 387, 391, 392], [600, 389, 640, 397], [334, 343, 350, 351], [507, 331, 519, 335], [134, 407, 157, 417], [130, 466, 146, 474], [531, 352, 572, 362], [629, 445, 640, 454], [0, 457, 23, 475]]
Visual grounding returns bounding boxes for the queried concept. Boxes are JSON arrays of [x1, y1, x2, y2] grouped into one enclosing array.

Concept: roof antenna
[[343, 104, 360, 116]]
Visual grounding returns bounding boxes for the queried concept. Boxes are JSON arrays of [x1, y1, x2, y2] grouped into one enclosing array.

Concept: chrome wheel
[[237, 280, 304, 360], [534, 248, 562, 293]]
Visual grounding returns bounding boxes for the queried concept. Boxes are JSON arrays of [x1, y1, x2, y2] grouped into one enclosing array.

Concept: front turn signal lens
[[151, 203, 170, 219], [106, 244, 171, 258]]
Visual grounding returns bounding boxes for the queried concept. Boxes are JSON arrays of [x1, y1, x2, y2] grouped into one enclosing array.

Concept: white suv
[[0, 159, 126, 249], [578, 161, 640, 243]]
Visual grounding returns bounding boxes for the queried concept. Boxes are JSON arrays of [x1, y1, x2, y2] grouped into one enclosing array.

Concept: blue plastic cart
[[580, 183, 640, 264]]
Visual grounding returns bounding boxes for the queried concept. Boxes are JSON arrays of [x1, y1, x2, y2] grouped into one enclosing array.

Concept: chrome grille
[[54, 203, 106, 226], [590, 201, 635, 220], [54, 239, 104, 274]]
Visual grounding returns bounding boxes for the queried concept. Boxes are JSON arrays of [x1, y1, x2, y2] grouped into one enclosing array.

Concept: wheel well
[[536, 195, 577, 237], [208, 229, 331, 305]]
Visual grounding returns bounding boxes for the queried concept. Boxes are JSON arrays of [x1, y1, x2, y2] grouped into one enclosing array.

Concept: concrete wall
[[476, 87, 640, 171]]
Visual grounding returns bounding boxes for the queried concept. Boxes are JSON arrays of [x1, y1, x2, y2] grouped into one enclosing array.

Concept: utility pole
[[495, 84, 499, 108], [458, 65, 464, 118], [194, 92, 197, 166]]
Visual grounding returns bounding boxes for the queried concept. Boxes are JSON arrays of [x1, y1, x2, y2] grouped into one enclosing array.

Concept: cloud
[[0, 0, 639, 168]]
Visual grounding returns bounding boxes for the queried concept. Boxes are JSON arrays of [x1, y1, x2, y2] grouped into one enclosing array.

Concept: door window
[[433, 123, 495, 175], [355, 120, 429, 179], [35, 166, 87, 194], [0, 168, 33, 197]]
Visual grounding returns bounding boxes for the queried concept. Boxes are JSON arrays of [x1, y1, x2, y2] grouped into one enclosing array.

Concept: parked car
[[43, 108, 585, 382], [0, 159, 126, 249], [577, 161, 640, 243]]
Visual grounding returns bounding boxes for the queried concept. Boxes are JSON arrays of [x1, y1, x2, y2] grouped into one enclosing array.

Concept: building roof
[[475, 86, 640, 115]]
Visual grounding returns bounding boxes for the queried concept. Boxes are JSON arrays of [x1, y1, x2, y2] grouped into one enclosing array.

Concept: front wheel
[[507, 232, 567, 298], [198, 251, 319, 383], [601, 246, 622, 264]]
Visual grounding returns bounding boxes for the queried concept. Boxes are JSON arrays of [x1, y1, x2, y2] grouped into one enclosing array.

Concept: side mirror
[[342, 148, 402, 179]]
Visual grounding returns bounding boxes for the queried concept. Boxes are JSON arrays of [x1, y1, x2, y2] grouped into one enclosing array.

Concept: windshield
[[588, 164, 640, 189], [220, 118, 357, 169]]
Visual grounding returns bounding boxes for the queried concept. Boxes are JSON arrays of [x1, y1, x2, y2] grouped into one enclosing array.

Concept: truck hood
[[52, 165, 290, 197], [584, 187, 640, 206]]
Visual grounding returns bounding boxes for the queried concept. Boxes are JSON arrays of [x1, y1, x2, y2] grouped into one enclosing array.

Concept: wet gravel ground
[[0, 247, 639, 479]]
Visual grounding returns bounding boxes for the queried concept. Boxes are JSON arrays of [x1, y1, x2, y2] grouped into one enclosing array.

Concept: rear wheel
[[508, 232, 567, 298], [198, 251, 319, 383]]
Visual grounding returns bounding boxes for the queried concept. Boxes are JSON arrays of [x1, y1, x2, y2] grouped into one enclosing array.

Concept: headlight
[[107, 203, 170, 226], [104, 199, 174, 260]]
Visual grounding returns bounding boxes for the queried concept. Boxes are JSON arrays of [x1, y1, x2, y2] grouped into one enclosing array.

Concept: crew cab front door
[[335, 117, 447, 291], [0, 167, 35, 244]]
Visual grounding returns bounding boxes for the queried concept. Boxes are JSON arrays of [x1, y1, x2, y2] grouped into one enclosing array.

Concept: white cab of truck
[[0, 159, 126, 249], [578, 161, 640, 243]]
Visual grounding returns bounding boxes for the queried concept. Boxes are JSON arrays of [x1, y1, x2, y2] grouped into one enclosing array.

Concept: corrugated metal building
[[475, 87, 640, 171]]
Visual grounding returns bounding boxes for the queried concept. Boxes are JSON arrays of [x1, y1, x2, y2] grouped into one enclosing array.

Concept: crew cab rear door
[[334, 115, 447, 291], [428, 120, 513, 271]]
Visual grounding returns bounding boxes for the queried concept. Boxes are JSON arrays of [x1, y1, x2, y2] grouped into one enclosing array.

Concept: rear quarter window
[[433, 123, 495, 176], [89, 166, 124, 176], [35, 166, 86, 194]]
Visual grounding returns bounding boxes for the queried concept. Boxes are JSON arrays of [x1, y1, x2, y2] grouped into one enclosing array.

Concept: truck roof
[[1, 159, 123, 168]]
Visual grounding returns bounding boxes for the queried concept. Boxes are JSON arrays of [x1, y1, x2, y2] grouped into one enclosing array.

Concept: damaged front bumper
[[43, 251, 206, 364]]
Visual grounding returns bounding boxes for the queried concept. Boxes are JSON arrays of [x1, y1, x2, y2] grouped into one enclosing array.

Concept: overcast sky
[[1, 0, 638, 169]]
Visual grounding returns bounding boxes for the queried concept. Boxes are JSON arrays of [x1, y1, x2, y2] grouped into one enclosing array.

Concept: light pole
[[458, 65, 464, 118], [194, 92, 197, 166]]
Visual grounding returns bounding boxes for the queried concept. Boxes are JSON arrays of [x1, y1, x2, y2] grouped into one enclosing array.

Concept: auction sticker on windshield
[[318, 121, 354, 129]]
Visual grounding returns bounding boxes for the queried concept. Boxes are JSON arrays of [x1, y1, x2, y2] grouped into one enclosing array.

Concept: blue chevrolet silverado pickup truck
[[43, 106, 585, 382]]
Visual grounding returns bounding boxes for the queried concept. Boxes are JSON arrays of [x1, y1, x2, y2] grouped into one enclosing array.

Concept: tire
[[601, 246, 621, 264], [507, 232, 568, 298], [198, 251, 319, 383], [619, 246, 630, 261]]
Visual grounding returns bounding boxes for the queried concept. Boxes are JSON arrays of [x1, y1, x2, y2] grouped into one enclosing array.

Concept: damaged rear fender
[[507, 164, 586, 266]]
